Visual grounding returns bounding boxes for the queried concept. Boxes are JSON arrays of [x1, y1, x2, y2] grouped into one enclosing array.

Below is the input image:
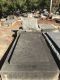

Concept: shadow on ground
[[0, 30, 19, 70]]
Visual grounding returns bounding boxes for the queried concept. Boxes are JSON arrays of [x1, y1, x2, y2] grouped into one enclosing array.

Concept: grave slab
[[0, 32, 59, 80]]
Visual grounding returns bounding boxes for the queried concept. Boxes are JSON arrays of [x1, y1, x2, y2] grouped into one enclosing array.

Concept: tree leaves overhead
[[0, 0, 51, 18], [0, 0, 50, 10]]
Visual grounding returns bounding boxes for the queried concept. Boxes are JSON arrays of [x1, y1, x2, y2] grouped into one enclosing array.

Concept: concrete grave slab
[[0, 32, 59, 80]]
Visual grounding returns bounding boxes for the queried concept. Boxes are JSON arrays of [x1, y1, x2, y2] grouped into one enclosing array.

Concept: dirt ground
[[0, 19, 22, 60], [38, 19, 60, 28]]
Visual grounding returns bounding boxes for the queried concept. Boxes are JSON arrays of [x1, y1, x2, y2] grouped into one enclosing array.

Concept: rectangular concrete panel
[[0, 32, 59, 80], [39, 24, 55, 32], [22, 18, 39, 30], [47, 32, 60, 49]]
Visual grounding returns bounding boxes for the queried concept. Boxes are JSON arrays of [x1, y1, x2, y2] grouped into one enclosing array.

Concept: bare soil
[[38, 19, 60, 28]]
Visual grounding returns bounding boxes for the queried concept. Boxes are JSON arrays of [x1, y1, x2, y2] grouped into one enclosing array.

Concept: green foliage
[[0, 0, 50, 18], [38, 0, 50, 10]]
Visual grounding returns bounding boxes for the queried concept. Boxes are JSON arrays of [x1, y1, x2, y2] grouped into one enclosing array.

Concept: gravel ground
[[0, 19, 22, 60]]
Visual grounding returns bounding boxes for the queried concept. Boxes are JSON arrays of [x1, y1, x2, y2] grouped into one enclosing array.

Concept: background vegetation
[[0, 0, 51, 18]]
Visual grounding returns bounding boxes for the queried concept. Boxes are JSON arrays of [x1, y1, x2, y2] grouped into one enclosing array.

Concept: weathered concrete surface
[[46, 32, 60, 62], [38, 19, 60, 29], [43, 32, 60, 69], [1, 32, 59, 80], [38, 24, 56, 32], [22, 17, 40, 31], [47, 32, 60, 49]]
